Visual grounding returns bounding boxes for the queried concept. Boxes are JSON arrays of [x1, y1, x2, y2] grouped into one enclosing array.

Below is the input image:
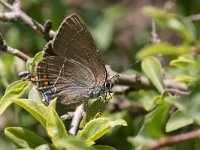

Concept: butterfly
[[36, 14, 113, 109]]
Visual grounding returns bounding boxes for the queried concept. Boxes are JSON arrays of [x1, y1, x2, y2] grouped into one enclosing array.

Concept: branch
[[141, 130, 200, 150], [68, 104, 85, 136], [0, 33, 30, 61], [0, 0, 55, 41], [108, 97, 146, 115], [106, 65, 188, 93], [187, 13, 200, 21], [60, 112, 74, 121], [0, 0, 13, 10], [150, 19, 161, 44]]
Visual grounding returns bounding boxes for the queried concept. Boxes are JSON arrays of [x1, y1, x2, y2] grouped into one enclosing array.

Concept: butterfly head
[[104, 79, 113, 92]]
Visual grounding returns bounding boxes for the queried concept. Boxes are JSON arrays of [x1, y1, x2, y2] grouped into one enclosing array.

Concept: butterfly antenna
[[109, 61, 140, 81], [109, 64, 131, 81]]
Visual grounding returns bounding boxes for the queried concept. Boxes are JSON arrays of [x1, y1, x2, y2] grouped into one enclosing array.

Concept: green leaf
[[80, 98, 107, 128], [179, 82, 200, 125], [35, 144, 51, 150], [136, 42, 188, 59], [4, 127, 47, 148], [53, 137, 96, 150], [166, 110, 193, 132], [166, 82, 200, 126], [28, 86, 43, 104], [174, 74, 196, 84], [12, 99, 48, 127], [138, 103, 170, 138], [33, 51, 43, 63], [170, 55, 195, 69], [46, 107, 67, 141], [95, 145, 117, 150], [142, 56, 166, 93], [31, 51, 43, 73], [143, 6, 196, 43], [26, 51, 43, 74], [47, 98, 57, 110], [128, 136, 156, 148], [143, 92, 166, 111], [139, 90, 157, 111], [5, 80, 27, 93], [78, 117, 127, 142], [164, 97, 185, 111], [0, 80, 29, 115]]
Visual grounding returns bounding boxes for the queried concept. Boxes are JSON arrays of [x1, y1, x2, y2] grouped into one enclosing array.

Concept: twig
[[187, 13, 200, 21], [0, 33, 30, 61], [108, 97, 146, 116], [150, 20, 161, 44], [106, 65, 188, 93], [68, 104, 85, 136], [60, 112, 74, 121], [0, 0, 12, 10], [0, 0, 55, 41], [141, 130, 200, 150], [167, 88, 190, 97], [43, 20, 53, 41]]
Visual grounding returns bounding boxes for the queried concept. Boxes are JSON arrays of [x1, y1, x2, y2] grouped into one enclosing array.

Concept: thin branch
[[13, 0, 21, 9], [68, 104, 85, 136], [187, 13, 200, 21], [60, 112, 74, 121], [0, 33, 30, 61], [106, 65, 188, 93], [0, 0, 55, 41], [43, 20, 53, 41], [141, 130, 200, 150], [0, 12, 18, 22], [0, 0, 13, 10], [150, 19, 161, 44], [167, 88, 190, 97]]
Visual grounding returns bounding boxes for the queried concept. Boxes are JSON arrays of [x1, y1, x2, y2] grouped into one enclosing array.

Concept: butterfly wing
[[36, 14, 107, 107], [50, 14, 106, 86], [37, 56, 96, 108]]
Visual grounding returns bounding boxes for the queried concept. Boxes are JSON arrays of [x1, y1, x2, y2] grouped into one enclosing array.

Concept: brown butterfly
[[36, 14, 112, 109]]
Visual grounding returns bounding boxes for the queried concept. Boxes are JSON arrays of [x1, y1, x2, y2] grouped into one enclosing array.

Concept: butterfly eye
[[105, 81, 112, 89]]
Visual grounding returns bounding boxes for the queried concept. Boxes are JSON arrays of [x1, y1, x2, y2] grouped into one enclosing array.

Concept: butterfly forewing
[[52, 14, 106, 86], [42, 42, 57, 57]]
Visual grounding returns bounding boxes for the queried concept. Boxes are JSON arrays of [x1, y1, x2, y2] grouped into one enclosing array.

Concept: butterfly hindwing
[[37, 56, 96, 107]]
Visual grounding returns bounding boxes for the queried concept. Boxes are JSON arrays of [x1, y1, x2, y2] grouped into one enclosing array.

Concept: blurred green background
[[1, 0, 200, 149]]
